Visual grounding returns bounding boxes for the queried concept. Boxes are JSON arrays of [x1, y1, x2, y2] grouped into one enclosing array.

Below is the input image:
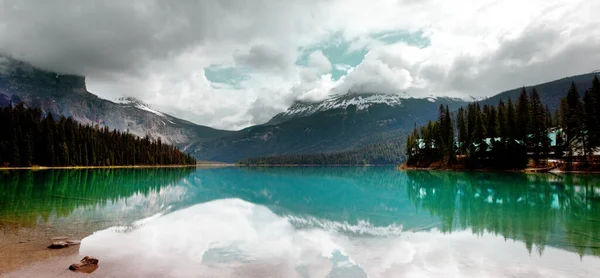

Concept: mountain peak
[[115, 96, 147, 106], [114, 96, 165, 117], [269, 93, 407, 124]]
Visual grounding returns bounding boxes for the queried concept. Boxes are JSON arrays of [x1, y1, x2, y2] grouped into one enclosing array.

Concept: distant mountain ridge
[[480, 72, 599, 111]]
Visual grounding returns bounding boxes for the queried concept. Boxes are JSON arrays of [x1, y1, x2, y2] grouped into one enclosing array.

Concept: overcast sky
[[1, 0, 599, 130]]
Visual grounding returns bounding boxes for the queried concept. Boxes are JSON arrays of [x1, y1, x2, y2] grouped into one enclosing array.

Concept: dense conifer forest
[[406, 75, 600, 170], [0, 104, 196, 167]]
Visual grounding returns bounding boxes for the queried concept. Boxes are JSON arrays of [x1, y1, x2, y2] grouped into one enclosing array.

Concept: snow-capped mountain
[[269, 93, 465, 124], [114, 97, 165, 117], [271, 93, 404, 122], [190, 92, 469, 162]]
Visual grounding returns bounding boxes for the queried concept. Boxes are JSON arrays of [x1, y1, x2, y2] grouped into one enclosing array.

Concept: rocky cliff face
[[0, 56, 233, 149]]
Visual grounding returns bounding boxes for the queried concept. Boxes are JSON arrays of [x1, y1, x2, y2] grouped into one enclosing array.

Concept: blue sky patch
[[204, 66, 250, 88], [297, 30, 430, 80]]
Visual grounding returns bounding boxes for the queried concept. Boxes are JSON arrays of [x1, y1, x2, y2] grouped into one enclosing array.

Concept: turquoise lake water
[[1, 167, 600, 277]]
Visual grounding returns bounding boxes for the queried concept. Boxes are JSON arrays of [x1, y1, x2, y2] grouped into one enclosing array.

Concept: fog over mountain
[[1, 0, 599, 129]]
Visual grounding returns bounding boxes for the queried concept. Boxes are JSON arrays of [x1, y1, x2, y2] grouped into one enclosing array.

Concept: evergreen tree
[[545, 106, 553, 128], [444, 106, 456, 162], [457, 107, 467, 154], [467, 103, 477, 148], [482, 105, 490, 138], [11, 132, 20, 167], [530, 88, 546, 162], [487, 106, 498, 138], [583, 89, 596, 156], [21, 132, 33, 167], [497, 100, 508, 138], [474, 104, 485, 143], [590, 75, 600, 149], [559, 97, 569, 128], [516, 88, 530, 140], [565, 82, 583, 159], [507, 98, 517, 139]]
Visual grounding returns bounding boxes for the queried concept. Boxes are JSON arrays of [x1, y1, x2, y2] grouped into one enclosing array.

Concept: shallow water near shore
[[2, 167, 600, 277]]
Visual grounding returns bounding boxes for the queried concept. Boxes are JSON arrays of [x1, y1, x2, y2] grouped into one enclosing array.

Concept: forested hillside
[[238, 140, 405, 165], [0, 104, 196, 167], [479, 72, 598, 112], [406, 75, 600, 170]]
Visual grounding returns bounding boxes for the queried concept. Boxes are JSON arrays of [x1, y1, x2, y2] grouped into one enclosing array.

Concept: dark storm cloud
[[0, 0, 321, 76], [234, 44, 294, 72]]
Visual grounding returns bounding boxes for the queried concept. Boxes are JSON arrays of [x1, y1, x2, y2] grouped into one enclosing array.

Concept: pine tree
[[566, 82, 583, 159], [457, 107, 467, 154], [21, 132, 33, 167], [507, 98, 517, 139], [583, 89, 596, 157], [530, 88, 546, 162], [445, 106, 455, 162], [406, 122, 420, 162], [467, 103, 477, 147], [474, 104, 485, 143], [11, 132, 20, 167], [590, 75, 600, 149], [497, 100, 508, 138], [516, 87, 530, 140], [559, 98, 569, 129], [487, 106, 498, 138], [545, 106, 553, 128]]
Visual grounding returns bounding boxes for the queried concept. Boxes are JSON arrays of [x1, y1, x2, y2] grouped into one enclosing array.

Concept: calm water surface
[[1, 167, 600, 277]]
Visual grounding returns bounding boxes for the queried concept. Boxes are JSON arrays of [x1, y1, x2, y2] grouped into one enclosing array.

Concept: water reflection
[[0, 168, 195, 231], [2, 167, 600, 260], [79, 198, 600, 278], [405, 171, 600, 257]]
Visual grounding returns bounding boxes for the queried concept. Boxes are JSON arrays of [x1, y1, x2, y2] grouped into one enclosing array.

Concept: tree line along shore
[[405, 75, 600, 171], [0, 104, 196, 168]]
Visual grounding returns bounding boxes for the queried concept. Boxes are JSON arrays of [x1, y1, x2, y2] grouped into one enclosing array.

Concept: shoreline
[[397, 164, 600, 174], [0, 225, 90, 275], [0, 164, 234, 171], [236, 164, 396, 167]]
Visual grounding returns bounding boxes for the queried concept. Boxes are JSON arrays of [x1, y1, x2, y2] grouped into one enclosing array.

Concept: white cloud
[[334, 58, 413, 94], [1, 0, 599, 129], [307, 50, 332, 73], [334, 64, 352, 72]]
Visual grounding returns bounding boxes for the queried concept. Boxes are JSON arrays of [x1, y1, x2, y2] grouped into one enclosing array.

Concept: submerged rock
[[69, 256, 99, 273], [47, 241, 69, 249], [47, 238, 81, 249]]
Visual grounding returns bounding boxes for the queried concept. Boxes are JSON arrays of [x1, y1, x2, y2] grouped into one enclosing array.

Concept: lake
[[1, 167, 600, 277]]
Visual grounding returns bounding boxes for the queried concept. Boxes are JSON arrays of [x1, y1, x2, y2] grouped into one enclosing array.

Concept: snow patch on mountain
[[115, 97, 165, 117], [283, 93, 405, 117]]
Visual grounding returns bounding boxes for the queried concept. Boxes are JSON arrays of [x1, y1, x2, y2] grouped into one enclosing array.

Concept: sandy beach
[[0, 224, 91, 275]]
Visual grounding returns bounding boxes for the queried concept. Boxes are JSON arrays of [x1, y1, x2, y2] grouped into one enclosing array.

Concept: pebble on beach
[[69, 256, 99, 274]]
